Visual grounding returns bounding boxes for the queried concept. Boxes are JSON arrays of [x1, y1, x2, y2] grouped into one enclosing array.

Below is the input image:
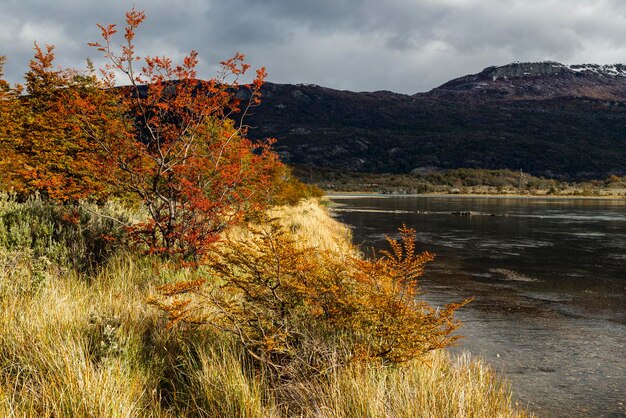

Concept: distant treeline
[[295, 167, 626, 196]]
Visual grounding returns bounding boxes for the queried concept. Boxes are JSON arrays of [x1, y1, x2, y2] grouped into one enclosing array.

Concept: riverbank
[[0, 196, 533, 417], [326, 191, 626, 199]]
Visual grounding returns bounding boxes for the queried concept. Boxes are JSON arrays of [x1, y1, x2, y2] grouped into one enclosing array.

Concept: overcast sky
[[2, 0, 626, 94]]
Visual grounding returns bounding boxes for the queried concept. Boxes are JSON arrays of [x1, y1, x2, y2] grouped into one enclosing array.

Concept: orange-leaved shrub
[[149, 221, 468, 374]]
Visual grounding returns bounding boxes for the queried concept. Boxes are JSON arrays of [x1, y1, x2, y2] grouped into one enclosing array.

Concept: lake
[[329, 195, 626, 418]]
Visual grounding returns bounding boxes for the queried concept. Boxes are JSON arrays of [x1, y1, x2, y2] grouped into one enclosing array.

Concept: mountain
[[243, 62, 626, 180], [427, 61, 626, 100]]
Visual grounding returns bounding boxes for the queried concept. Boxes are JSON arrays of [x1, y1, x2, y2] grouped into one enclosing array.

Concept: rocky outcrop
[[428, 61, 626, 100]]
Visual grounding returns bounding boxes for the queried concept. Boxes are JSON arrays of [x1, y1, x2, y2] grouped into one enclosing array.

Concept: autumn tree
[[0, 47, 118, 201], [71, 9, 281, 261]]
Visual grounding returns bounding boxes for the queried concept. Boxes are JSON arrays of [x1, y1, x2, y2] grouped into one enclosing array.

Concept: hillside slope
[[245, 62, 626, 180]]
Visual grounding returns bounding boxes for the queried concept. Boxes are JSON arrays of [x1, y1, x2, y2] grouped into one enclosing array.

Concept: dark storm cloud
[[2, 0, 626, 93]]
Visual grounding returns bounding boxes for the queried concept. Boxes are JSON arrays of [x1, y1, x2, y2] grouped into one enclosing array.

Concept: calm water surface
[[329, 196, 626, 418]]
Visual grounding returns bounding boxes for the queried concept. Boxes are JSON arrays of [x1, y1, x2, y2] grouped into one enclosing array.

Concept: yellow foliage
[[150, 210, 469, 371], [264, 165, 324, 206]]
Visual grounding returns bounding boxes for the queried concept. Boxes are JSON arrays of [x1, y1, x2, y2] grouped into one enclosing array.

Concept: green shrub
[[0, 194, 140, 272]]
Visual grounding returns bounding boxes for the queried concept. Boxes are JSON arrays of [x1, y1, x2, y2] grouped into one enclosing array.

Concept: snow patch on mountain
[[488, 61, 626, 80], [568, 63, 626, 76]]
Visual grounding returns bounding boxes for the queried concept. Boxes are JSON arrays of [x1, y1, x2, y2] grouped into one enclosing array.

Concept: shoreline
[[325, 191, 626, 200]]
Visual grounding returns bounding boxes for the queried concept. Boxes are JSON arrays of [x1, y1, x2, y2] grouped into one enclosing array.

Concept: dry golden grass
[[0, 250, 157, 417], [309, 351, 532, 418], [0, 198, 534, 417], [268, 199, 356, 255]]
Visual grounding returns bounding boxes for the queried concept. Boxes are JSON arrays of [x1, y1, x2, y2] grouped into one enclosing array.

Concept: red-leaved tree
[[80, 9, 281, 261]]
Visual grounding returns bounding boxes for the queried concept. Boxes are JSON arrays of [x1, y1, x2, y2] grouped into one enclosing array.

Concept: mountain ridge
[[243, 61, 626, 180]]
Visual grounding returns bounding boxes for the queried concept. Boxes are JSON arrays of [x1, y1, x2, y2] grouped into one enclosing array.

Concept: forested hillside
[[244, 62, 626, 180]]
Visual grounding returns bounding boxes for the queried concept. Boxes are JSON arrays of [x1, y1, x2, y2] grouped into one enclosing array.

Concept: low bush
[[0, 194, 139, 272], [149, 218, 468, 377], [266, 165, 325, 206]]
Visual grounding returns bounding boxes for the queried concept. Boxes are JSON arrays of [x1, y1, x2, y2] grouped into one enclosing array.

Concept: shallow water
[[329, 196, 626, 418]]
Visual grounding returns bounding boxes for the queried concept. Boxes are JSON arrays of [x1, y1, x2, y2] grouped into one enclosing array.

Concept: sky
[[2, 0, 626, 94]]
